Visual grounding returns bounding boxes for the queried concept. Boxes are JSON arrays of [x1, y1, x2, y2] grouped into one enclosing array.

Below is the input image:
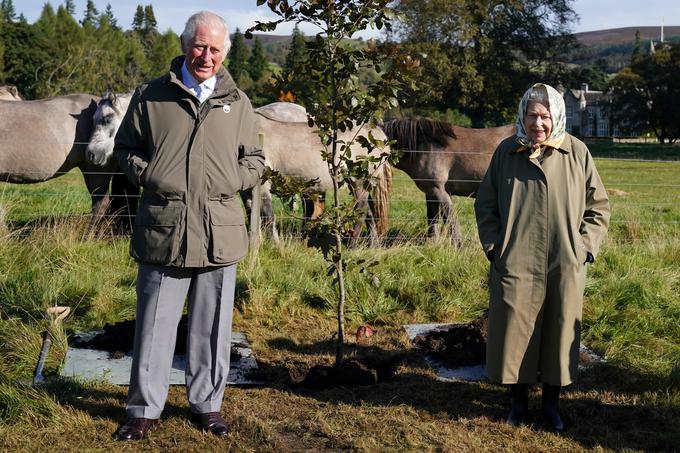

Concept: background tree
[[142, 5, 157, 35], [147, 29, 182, 78], [228, 28, 250, 83], [610, 42, 680, 143], [0, 0, 16, 23], [101, 4, 118, 30], [248, 36, 268, 82], [81, 0, 98, 28], [248, 0, 417, 365], [132, 5, 144, 33], [391, 0, 578, 126], [560, 59, 609, 92], [279, 24, 310, 102], [0, 18, 4, 81], [0, 19, 52, 98], [64, 0, 76, 16]]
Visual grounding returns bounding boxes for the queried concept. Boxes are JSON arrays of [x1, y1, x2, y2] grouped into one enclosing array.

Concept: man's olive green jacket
[[114, 57, 265, 267]]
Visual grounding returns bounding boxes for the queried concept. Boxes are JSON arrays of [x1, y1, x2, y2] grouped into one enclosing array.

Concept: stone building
[[559, 83, 620, 138]]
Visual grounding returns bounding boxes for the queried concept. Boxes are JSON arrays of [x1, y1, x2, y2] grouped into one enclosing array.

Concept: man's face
[[182, 24, 227, 83], [523, 101, 553, 144]]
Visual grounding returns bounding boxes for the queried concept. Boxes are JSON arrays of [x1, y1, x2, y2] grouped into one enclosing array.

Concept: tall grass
[[0, 153, 678, 449]]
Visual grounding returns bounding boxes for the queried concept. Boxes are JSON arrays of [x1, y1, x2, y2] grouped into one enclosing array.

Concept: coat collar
[[168, 56, 241, 104], [513, 133, 573, 155]]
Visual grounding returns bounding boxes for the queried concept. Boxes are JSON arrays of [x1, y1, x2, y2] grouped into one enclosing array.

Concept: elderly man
[[113, 11, 264, 441]]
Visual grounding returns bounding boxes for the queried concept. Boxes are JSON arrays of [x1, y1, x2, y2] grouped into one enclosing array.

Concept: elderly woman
[[474, 83, 610, 432]]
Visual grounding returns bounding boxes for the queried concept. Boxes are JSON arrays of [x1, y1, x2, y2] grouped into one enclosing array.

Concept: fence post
[[248, 133, 264, 254]]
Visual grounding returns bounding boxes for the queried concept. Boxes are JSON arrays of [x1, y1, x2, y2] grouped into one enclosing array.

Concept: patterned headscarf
[[515, 83, 566, 158]]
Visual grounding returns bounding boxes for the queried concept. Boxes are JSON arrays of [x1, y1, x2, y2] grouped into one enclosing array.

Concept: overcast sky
[[12, 0, 678, 39]]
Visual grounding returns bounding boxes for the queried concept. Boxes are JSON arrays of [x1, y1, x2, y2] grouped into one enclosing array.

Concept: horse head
[[86, 91, 132, 166], [0, 85, 22, 101]]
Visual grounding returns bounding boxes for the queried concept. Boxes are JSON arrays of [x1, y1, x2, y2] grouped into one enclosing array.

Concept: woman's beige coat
[[474, 133, 610, 385]]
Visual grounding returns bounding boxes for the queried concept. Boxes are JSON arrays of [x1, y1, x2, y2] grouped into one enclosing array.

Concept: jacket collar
[[513, 133, 573, 155], [168, 56, 241, 104]]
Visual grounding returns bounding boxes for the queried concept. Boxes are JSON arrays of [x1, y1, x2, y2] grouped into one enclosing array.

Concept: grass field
[[0, 143, 678, 451]]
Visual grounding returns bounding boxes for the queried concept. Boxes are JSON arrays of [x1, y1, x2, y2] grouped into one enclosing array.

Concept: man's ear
[[179, 36, 186, 53]]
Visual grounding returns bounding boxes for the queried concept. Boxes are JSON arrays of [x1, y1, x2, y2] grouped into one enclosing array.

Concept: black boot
[[506, 383, 529, 425], [542, 383, 565, 433]]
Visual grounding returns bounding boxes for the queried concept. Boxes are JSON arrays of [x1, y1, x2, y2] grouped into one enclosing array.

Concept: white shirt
[[181, 61, 216, 103]]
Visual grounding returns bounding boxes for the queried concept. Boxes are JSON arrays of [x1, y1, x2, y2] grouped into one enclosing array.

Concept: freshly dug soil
[[292, 360, 377, 389], [70, 315, 242, 361], [412, 315, 488, 368], [291, 354, 404, 390]]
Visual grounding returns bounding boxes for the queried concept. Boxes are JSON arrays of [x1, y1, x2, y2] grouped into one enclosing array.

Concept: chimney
[[581, 83, 588, 93]]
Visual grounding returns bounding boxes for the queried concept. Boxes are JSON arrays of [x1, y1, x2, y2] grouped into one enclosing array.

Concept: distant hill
[[564, 26, 680, 72], [241, 33, 291, 66], [574, 26, 680, 47], [238, 28, 680, 73]]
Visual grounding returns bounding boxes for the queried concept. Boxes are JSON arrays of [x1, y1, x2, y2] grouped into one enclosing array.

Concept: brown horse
[[382, 117, 514, 244], [0, 94, 118, 224]]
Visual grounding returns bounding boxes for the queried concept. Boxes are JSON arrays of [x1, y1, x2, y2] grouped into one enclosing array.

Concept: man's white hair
[[181, 11, 231, 54]]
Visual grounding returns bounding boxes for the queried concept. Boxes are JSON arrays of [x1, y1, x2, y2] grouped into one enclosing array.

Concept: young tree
[[248, 36, 268, 81], [247, 0, 416, 365], [228, 28, 249, 82]]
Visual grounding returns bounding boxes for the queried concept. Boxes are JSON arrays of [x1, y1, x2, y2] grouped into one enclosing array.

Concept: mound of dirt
[[412, 315, 488, 368], [70, 315, 242, 361]]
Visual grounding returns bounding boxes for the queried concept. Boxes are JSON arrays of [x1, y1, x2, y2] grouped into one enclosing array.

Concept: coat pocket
[[207, 198, 248, 264], [131, 203, 184, 265]]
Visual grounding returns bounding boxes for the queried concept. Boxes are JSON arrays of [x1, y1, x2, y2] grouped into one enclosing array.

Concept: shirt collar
[[181, 61, 217, 92]]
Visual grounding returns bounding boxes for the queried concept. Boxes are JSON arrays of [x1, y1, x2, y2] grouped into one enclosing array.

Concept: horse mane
[[382, 117, 456, 156]]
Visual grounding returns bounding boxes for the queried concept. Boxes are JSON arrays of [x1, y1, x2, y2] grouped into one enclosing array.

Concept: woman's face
[[523, 101, 552, 144]]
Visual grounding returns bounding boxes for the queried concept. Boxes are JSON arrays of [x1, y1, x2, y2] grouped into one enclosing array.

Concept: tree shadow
[[262, 337, 680, 452]]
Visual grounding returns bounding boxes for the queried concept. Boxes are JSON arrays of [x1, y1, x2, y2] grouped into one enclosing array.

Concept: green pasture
[[0, 144, 678, 451]]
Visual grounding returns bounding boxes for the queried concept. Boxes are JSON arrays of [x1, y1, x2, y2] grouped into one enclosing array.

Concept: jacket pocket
[[131, 203, 184, 265], [207, 198, 248, 264]]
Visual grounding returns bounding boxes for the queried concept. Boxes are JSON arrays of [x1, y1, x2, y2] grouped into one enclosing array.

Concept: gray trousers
[[126, 263, 237, 419]]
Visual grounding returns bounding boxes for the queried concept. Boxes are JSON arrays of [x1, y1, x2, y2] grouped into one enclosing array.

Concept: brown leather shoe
[[114, 417, 158, 441], [195, 412, 229, 436]]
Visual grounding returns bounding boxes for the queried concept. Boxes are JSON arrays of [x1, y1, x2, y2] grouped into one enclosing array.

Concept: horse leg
[[81, 167, 112, 232], [260, 184, 279, 242], [349, 183, 372, 248], [433, 187, 461, 247], [425, 189, 440, 238], [109, 170, 139, 234], [363, 190, 380, 248]]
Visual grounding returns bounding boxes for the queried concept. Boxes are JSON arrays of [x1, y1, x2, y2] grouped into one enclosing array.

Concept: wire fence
[[1, 153, 679, 244]]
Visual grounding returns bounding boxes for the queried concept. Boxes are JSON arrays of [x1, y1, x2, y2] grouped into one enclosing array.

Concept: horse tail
[[370, 160, 393, 238]]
